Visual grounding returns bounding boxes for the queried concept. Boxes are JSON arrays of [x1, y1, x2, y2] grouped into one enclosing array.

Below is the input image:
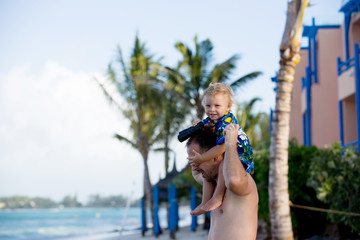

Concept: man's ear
[[214, 154, 223, 164]]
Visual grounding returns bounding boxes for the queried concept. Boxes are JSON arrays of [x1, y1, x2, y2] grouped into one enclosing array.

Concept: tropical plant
[[257, 112, 270, 148], [252, 147, 270, 222], [269, 0, 308, 239], [255, 139, 328, 239], [97, 36, 164, 228], [153, 71, 190, 174], [287, 140, 327, 238], [165, 35, 262, 120], [307, 143, 360, 235], [233, 98, 269, 149]]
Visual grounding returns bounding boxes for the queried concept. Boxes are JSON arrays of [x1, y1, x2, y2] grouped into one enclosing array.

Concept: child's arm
[[188, 143, 226, 165]]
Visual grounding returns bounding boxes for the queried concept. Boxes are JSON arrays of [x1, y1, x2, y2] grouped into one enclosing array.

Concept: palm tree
[[166, 36, 262, 120], [155, 76, 189, 174], [269, 0, 308, 239], [97, 36, 164, 228]]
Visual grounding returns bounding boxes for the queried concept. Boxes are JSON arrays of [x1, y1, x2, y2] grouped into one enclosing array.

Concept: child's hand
[[188, 149, 204, 164], [191, 164, 200, 171], [192, 120, 201, 126]]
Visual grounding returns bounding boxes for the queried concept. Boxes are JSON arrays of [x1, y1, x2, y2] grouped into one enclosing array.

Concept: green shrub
[[287, 140, 327, 237], [254, 139, 327, 238], [307, 142, 360, 235], [253, 147, 270, 222]]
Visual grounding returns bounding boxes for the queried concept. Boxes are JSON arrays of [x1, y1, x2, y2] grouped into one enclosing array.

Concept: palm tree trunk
[[269, 1, 308, 239], [165, 136, 170, 175], [269, 65, 295, 239], [195, 95, 205, 120], [142, 153, 154, 228]]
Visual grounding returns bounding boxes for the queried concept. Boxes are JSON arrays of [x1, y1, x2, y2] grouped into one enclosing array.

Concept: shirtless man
[[187, 123, 258, 240]]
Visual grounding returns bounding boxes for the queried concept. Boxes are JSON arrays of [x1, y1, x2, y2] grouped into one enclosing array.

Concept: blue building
[[288, 0, 360, 150]]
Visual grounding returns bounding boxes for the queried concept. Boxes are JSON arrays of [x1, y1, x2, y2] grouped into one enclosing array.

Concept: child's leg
[[201, 161, 225, 212], [190, 179, 215, 216]]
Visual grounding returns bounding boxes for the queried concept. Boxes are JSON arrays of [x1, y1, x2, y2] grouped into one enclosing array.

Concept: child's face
[[204, 93, 231, 121]]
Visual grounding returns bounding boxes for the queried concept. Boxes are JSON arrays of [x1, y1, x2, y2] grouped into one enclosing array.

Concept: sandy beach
[[119, 227, 208, 240], [103, 221, 268, 240]]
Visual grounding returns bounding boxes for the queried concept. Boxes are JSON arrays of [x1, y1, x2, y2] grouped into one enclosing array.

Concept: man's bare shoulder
[[229, 174, 258, 197]]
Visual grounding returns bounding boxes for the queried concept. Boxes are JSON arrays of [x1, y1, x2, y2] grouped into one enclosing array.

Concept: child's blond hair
[[202, 82, 233, 107]]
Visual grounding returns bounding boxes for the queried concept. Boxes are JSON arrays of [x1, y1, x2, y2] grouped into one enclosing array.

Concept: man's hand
[[223, 123, 239, 147], [188, 149, 204, 165]]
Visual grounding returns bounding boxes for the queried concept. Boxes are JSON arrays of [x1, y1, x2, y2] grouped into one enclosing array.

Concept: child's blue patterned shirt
[[201, 112, 254, 174]]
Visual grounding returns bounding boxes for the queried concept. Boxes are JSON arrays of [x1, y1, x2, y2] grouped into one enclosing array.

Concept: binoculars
[[177, 122, 204, 142]]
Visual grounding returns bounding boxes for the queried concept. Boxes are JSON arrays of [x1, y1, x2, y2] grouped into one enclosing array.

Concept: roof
[[340, 0, 360, 15], [154, 162, 191, 201]]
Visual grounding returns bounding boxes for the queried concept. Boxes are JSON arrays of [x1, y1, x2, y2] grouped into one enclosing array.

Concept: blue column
[[306, 67, 312, 146], [354, 44, 360, 151], [344, 13, 351, 61], [190, 187, 198, 231], [206, 212, 211, 229], [337, 57, 342, 75], [313, 37, 318, 84], [339, 101, 344, 147], [301, 76, 306, 146], [141, 198, 146, 234], [173, 185, 179, 230], [168, 184, 172, 229], [311, 18, 318, 84], [302, 114, 306, 146], [307, 33, 312, 84], [153, 186, 161, 236], [168, 184, 176, 233], [269, 108, 273, 140]]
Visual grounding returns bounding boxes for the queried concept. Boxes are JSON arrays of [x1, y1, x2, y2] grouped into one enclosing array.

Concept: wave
[[0, 206, 194, 240]]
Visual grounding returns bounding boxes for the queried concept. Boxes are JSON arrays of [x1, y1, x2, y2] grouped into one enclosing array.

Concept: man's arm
[[223, 123, 250, 196]]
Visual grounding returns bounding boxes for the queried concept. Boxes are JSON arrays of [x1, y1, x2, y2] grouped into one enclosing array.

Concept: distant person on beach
[[187, 82, 254, 216], [187, 124, 258, 239]]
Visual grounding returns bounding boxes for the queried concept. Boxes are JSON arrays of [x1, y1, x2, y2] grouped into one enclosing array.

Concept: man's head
[[186, 128, 222, 181]]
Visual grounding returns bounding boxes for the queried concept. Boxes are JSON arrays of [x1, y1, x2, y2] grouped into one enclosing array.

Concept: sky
[[0, 0, 343, 204]]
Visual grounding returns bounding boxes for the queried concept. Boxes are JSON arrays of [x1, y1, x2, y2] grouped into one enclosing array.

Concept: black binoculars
[[177, 122, 204, 142]]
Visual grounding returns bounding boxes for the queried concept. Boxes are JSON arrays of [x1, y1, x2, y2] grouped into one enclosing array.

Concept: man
[[187, 123, 258, 240]]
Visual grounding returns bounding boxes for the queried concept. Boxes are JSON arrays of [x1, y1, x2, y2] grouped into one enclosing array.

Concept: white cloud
[[0, 61, 155, 202]]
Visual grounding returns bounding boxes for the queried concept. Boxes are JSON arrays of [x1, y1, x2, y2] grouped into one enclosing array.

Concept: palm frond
[[153, 147, 167, 152], [207, 54, 240, 86], [230, 71, 262, 91], [116, 45, 131, 84], [198, 38, 213, 69], [153, 147, 176, 156], [245, 97, 262, 112], [114, 133, 137, 149], [175, 42, 192, 61], [94, 77, 123, 111]]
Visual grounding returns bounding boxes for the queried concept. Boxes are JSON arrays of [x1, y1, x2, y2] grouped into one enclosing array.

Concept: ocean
[[0, 206, 194, 240]]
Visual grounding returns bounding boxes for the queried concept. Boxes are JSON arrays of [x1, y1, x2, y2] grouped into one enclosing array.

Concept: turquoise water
[[0, 207, 142, 239], [0, 206, 192, 239]]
